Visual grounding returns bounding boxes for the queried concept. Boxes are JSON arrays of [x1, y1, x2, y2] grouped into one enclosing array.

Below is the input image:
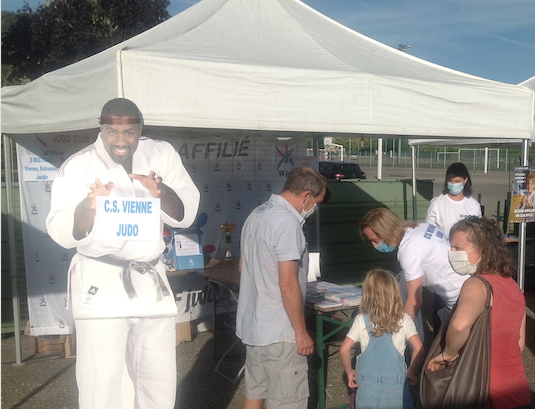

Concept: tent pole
[[3, 135, 23, 365], [116, 48, 126, 97], [377, 138, 383, 180], [411, 146, 417, 222], [517, 139, 529, 291]]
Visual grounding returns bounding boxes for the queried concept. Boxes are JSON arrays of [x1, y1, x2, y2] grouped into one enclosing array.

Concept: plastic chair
[[209, 278, 245, 384]]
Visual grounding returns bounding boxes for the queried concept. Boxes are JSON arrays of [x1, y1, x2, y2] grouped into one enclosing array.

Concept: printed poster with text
[[509, 167, 535, 223]]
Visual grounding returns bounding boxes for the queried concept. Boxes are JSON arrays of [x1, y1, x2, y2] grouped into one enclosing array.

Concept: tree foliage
[[2, 0, 170, 85]]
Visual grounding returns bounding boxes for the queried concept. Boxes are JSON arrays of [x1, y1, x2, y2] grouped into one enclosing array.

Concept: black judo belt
[[87, 255, 170, 300]]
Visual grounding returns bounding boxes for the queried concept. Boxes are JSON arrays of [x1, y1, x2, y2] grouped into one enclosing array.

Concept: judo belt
[[87, 255, 170, 300]]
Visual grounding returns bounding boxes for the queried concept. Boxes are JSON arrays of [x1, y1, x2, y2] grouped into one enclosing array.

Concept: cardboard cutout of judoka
[[47, 98, 200, 409]]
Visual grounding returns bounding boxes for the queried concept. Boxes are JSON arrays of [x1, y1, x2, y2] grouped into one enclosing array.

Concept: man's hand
[[129, 171, 162, 198], [279, 260, 314, 356], [73, 178, 115, 240], [129, 171, 185, 220], [87, 178, 115, 207], [295, 329, 314, 356]]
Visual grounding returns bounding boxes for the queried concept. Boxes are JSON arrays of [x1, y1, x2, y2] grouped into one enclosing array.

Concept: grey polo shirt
[[236, 194, 309, 346]]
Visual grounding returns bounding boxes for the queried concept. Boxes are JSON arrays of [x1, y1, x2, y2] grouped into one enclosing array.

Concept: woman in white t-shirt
[[360, 208, 468, 332], [425, 162, 482, 237]]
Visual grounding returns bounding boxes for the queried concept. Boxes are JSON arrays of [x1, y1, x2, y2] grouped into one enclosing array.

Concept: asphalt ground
[[3, 167, 535, 409]]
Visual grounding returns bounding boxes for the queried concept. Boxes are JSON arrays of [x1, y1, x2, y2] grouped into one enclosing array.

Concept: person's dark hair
[[283, 167, 325, 197], [443, 162, 473, 196], [99, 98, 143, 125], [449, 216, 515, 278]]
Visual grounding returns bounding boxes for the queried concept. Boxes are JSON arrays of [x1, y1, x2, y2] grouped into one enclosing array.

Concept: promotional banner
[[509, 167, 535, 224], [16, 131, 313, 335]]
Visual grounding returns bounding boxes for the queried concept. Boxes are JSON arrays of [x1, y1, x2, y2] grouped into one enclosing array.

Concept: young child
[[340, 269, 424, 409]]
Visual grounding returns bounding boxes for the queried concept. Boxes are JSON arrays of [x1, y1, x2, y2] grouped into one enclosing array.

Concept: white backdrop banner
[[16, 131, 314, 335]]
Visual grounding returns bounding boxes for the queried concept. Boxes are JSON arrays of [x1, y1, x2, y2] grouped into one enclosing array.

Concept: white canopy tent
[[2, 0, 534, 364], [409, 75, 535, 148], [2, 0, 533, 139], [407, 75, 535, 292]]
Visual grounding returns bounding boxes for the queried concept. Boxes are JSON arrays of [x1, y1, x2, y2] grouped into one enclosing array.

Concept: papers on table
[[306, 281, 362, 308]]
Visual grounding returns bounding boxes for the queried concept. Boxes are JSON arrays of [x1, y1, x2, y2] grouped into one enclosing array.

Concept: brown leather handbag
[[419, 275, 492, 409]]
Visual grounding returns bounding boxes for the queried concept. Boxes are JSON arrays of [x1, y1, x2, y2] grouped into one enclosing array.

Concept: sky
[[2, 0, 534, 85]]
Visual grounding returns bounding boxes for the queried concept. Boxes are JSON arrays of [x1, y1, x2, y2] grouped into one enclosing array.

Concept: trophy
[[220, 223, 236, 260]]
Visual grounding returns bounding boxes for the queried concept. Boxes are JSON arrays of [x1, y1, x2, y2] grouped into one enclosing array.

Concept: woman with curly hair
[[340, 269, 424, 409], [427, 217, 530, 409]]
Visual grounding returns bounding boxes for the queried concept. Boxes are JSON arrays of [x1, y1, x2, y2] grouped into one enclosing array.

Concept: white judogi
[[46, 134, 200, 409]]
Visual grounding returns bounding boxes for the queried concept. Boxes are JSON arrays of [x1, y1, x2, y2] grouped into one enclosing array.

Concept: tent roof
[[2, 0, 534, 139], [410, 75, 535, 147]]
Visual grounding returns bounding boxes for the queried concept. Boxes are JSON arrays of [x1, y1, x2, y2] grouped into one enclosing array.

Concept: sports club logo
[[276, 145, 294, 169]]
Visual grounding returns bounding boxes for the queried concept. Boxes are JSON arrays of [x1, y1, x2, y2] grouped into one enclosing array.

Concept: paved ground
[[3, 167, 534, 409]]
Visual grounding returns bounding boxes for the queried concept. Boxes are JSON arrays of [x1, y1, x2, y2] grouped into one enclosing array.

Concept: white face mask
[[448, 250, 479, 275], [301, 202, 318, 219]]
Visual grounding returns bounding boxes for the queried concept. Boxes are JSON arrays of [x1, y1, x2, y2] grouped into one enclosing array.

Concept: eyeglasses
[[464, 215, 481, 223]]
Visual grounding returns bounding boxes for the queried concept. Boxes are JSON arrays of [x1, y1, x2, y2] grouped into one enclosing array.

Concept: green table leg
[[315, 312, 355, 409], [316, 313, 326, 409]]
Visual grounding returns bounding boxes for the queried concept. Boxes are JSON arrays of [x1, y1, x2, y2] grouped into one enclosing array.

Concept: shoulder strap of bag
[[470, 275, 493, 309]]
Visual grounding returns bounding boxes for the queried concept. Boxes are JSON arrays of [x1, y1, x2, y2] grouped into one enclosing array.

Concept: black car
[[319, 161, 367, 180]]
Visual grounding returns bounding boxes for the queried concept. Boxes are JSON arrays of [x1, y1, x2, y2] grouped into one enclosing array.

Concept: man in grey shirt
[[236, 166, 327, 409]]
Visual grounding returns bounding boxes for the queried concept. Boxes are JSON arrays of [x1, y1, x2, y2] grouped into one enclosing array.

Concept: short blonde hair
[[360, 269, 404, 337], [360, 208, 416, 247]]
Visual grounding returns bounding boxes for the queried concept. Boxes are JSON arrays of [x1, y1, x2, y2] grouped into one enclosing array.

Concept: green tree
[[1, 0, 170, 85]]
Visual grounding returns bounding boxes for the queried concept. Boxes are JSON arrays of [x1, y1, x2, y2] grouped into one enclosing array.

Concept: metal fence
[[314, 146, 528, 173]]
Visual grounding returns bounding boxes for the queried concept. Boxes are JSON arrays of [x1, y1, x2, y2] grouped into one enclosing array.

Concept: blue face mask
[[375, 241, 396, 253], [447, 182, 464, 196]]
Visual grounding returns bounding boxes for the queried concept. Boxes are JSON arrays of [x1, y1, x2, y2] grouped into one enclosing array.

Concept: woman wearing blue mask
[[360, 208, 468, 334], [425, 162, 482, 238]]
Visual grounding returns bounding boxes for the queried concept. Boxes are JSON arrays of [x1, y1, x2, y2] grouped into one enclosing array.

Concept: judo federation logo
[[62, 252, 69, 261], [203, 183, 209, 192], [266, 183, 271, 191], [236, 161, 242, 170], [58, 319, 65, 329], [31, 204, 38, 215], [257, 162, 262, 170], [276, 145, 294, 169], [214, 162, 220, 171], [191, 164, 197, 173], [215, 202, 221, 212], [247, 181, 252, 190], [39, 296, 47, 307], [236, 201, 241, 210], [226, 182, 232, 191], [44, 181, 51, 192], [34, 253, 40, 262], [48, 274, 56, 284]]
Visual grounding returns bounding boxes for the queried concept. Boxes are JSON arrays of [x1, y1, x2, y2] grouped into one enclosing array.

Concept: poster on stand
[[509, 167, 535, 223]]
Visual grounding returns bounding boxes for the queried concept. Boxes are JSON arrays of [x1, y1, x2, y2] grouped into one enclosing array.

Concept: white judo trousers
[[75, 316, 177, 409]]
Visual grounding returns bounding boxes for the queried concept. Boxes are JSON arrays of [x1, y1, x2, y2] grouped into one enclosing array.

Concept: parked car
[[319, 161, 367, 180]]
